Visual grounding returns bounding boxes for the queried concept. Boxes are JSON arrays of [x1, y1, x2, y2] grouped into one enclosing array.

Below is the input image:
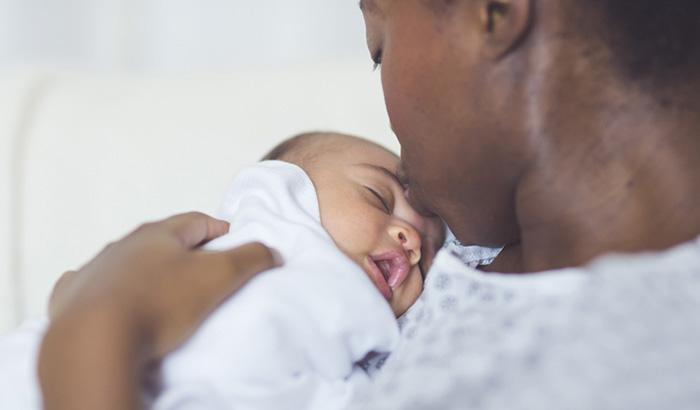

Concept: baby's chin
[[389, 266, 424, 317], [390, 296, 417, 318]]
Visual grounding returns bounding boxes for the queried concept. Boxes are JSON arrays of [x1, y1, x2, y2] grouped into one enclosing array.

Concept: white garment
[[441, 229, 502, 268], [347, 237, 700, 409], [0, 161, 399, 410], [0, 318, 47, 410], [153, 161, 399, 410]]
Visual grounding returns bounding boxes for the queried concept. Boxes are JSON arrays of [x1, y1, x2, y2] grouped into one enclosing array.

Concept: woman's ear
[[478, 0, 533, 60]]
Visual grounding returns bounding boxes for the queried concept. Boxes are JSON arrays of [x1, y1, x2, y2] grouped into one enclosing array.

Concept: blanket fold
[[154, 161, 399, 410]]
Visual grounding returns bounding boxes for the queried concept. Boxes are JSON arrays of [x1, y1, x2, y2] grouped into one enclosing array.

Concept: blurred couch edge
[[0, 61, 397, 335]]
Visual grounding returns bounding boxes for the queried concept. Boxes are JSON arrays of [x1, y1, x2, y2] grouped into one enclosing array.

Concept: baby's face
[[305, 136, 445, 316]]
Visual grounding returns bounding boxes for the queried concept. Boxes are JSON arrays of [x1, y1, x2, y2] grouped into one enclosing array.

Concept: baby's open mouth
[[367, 250, 411, 301]]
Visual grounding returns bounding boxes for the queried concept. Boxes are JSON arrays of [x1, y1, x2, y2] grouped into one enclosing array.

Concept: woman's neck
[[515, 65, 700, 271]]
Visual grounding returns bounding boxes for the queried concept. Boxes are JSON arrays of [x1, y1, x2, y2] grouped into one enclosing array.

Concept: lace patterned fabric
[[347, 237, 700, 409]]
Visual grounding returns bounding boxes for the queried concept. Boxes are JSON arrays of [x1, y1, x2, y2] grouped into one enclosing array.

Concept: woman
[[41, 1, 700, 408]]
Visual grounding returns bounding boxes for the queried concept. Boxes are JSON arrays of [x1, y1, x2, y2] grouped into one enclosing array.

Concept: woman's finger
[[161, 212, 231, 249], [192, 243, 283, 304], [224, 242, 283, 276], [150, 242, 283, 356]]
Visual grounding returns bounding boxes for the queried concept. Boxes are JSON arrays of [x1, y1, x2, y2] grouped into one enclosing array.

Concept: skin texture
[[298, 134, 445, 316], [361, 0, 700, 271]]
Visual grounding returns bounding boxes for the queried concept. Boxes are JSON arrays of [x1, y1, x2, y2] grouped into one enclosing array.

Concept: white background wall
[[0, 1, 390, 334], [0, 0, 370, 74]]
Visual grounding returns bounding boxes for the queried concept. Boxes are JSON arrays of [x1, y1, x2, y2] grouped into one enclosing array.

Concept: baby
[[262, 131, 445, 316], [0, 131, 445, 410], [149, 131, 445, 409]]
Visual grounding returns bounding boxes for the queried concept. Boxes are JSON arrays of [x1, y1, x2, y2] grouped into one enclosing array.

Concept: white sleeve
[[0, 317, 49, 410]]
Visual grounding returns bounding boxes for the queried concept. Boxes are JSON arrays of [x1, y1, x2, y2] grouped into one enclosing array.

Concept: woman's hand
[[39, 212, 281, 410]]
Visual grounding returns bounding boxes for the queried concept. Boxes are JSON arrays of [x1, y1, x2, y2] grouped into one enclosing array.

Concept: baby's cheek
[[319, 218, 369, 271]]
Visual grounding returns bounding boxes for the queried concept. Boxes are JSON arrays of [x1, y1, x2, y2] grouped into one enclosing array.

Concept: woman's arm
[[38, 212, 280, 410], [39, 305, 144, 410]]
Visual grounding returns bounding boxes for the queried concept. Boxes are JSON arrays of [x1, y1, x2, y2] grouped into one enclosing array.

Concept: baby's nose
[[390, 225, 422, 266]]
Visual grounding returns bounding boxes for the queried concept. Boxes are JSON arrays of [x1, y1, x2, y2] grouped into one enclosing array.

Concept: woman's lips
[[367, 250, 411, 301]]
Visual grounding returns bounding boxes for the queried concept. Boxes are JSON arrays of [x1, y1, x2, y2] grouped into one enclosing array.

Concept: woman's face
[[360, 0, 527, 247]]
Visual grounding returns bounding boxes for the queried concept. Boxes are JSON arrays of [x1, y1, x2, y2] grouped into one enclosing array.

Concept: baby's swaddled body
[[0, 161, 398, 410], [153, 161, 399, 410]]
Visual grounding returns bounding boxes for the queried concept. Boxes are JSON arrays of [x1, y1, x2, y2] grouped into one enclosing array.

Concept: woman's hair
[[426, 0, 700, 86], [573, 0, 700, 84]]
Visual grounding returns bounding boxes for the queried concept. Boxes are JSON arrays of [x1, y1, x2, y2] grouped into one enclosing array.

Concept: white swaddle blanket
[[154, 161, 399, 410], [0, 161, 399, 410]]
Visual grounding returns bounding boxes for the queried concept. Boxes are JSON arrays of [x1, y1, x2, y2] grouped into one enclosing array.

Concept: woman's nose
[[389, 224, 422, 266], [405, 186, 438, 218], [397, 160, 437, 218]]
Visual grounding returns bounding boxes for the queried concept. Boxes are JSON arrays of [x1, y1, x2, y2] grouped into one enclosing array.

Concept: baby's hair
[[263, 131, 399, 173], [263, 132, 320, 161], [262, 131, 355, 168]]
